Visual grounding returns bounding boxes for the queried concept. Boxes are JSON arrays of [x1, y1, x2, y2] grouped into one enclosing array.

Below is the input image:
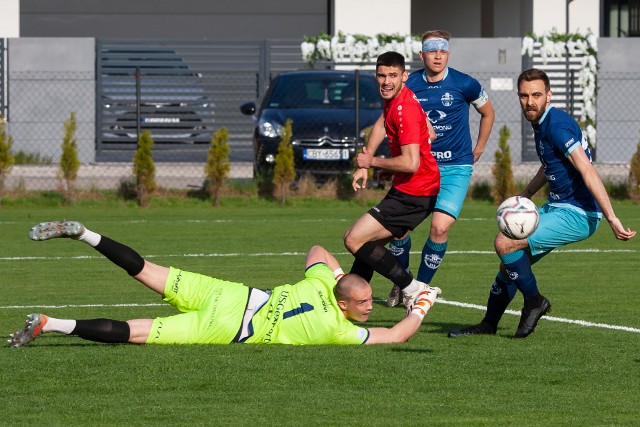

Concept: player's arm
[[472, 99, 495, 163], [520, 166, 547, 198], [358, 142, 420, 174], [567, 149, 636, 240], [366, 315, 422, 344], [365, 287, 440, 344], [305, 245, 340, 270]]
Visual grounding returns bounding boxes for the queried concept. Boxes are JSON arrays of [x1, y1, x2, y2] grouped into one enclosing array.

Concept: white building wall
[[334, 0, 411, 36], [533, 0, 600, 34], [0, 0, 20, 37]]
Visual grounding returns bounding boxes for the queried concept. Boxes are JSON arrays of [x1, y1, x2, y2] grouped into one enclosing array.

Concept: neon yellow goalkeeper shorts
[[146, 267, 249, 344]]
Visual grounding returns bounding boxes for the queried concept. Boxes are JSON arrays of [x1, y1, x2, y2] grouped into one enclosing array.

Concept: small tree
[[629, 140, 640, 200], [205, 127, 230, 207], [492, 125, 515, 204], [59, 112, 80, 205], [133, 130, 156, 207], [273, 119, 295, 205], [0, 114, 15, 205]]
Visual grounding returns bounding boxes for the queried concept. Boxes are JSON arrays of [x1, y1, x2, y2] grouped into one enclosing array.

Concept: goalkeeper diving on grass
[[9, 221, 441, 347]]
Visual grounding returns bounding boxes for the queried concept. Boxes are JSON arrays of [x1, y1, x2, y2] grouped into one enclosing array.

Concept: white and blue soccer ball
[[496, 196, 540, 240]]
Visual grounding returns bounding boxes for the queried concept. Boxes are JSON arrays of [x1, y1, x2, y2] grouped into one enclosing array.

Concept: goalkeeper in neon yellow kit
[[9, 221, 440, 348]]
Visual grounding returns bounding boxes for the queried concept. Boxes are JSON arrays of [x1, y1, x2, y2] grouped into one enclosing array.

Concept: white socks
[[75, 228, 101, 247], [42, 316, 76, 335], [403, 279, 422, 294]]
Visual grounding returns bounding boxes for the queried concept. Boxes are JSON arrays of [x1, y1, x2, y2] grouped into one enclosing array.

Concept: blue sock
[[483, 271, 517, 327], [416, 238, 448, 283], [389, 235, 411, 272], [499, 250, 539, 299]]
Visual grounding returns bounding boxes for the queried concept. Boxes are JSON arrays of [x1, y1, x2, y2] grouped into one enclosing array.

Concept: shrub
[[14, 151, 53, 165], [491, 125, 515, 204], [629, 141, 640, 200], [0, 114, 15, 204], [273, 119, 295, 205], [205, 127, 230, 206], [59, 112, 80, 205], [133, 130, 156, 207], [470, 181, 493, 201]]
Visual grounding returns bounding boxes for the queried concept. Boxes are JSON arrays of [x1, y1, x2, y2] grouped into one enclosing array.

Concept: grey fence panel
[[595, 72, 640, 163], [522, 47, 588, 161], [8, 70, 95, 164], [1, 38, 5, 117]]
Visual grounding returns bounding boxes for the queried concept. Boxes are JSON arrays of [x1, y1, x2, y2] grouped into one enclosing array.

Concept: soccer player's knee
[[430, 223, 449, 239]]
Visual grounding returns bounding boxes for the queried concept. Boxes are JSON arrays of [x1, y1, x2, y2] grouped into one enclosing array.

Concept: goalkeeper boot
[[29, 221, 85, 241], [386, 284, 401, 307], [514, 294, 551, 338], [8, 313, 48, 348], [448, 320, 497, 338]]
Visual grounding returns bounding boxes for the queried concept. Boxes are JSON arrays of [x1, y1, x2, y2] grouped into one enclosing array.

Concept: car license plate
[[303, 148, 349, 161], [143, 117, 180, 124]]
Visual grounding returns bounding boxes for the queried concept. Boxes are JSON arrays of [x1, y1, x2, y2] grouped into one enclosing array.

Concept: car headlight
[[258, 120, 284, 138]]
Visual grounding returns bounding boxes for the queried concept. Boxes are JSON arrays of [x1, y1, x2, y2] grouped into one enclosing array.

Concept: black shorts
[[368, 187, 437, 238]]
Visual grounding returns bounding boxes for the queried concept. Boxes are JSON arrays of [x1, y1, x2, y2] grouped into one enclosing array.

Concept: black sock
[[349, 258, 374, 282], [95, 236, 145, 276], [71, 319, 131, 343], [353, 242, 412, 288], [484, 274, 517, 328]]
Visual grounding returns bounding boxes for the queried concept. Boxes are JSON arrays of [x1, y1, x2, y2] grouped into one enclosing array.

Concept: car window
[[267, 75, 382, 109]]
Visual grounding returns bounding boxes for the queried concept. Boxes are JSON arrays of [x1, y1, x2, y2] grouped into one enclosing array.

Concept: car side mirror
[[240, 102, 256, 115]]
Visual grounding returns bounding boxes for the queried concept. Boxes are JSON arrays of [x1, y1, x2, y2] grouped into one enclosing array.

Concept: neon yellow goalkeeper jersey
[[244, 263, 369, 345]]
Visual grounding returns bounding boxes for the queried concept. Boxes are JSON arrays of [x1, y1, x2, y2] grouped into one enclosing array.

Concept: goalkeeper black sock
[[94, 236, 145, 276], [71, 319, 130, 343], [353, 242, 412, 288]]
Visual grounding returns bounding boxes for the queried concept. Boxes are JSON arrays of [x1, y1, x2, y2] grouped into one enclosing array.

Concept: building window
[[605, 0, 640, 36]]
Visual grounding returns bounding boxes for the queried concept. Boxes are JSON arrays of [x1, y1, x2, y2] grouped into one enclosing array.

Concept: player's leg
[[416, 211, 454, 282], [8, 312, 151, 347], [28, 220, 168, 294], [417, 166, 471, 284], [386, 233, 411, 307], [344, 213, 402, 283], [345, 190, 436, 307]]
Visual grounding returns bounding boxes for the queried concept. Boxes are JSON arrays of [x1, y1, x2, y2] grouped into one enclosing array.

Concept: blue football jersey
[[532, 105, 601, 214], [406, 67, 488, 165]]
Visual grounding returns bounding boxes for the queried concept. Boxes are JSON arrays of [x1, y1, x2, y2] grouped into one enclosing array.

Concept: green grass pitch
[[1, 198, 639, 425]]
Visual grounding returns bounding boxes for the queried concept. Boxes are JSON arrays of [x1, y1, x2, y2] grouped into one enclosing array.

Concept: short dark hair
[[376, 51, 405, 72], [518, 68, 551, 92]]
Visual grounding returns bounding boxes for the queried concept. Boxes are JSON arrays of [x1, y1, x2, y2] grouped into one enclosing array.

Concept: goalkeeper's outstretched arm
[[365, 287, 441, 344]]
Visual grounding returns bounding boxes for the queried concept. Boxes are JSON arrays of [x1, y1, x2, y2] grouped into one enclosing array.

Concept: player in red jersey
[[344, 51, 441, 309]]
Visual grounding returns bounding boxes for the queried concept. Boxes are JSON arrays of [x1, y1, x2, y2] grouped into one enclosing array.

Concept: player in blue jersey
[[448, 68, 636, 339], [385, 30, 495, 307]]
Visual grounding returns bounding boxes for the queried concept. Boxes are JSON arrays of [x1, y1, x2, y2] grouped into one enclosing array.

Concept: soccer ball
[[496, 196, 540, 240]]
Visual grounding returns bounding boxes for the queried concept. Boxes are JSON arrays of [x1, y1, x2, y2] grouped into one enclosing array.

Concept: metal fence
[[2, 38, 638, 191], [1, 38, 5, 117]]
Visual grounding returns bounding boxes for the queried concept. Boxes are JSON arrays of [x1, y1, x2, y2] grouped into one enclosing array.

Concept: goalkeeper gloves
[[407, 286, 441, 321]]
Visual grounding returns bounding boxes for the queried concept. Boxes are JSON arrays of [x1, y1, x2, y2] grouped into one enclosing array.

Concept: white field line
[[2, 298, 639, 335], [1, 248, 638, 334], [0, 248, 636, 262]]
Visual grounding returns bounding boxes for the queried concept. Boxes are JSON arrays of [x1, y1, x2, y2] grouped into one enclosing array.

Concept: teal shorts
[[434, 165, 473, 219], [147, 267, 249, 345], [528, 203, 601, 262]]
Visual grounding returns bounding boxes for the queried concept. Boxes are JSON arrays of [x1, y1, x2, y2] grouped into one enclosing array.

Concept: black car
[[240, 70, 387, 178]]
